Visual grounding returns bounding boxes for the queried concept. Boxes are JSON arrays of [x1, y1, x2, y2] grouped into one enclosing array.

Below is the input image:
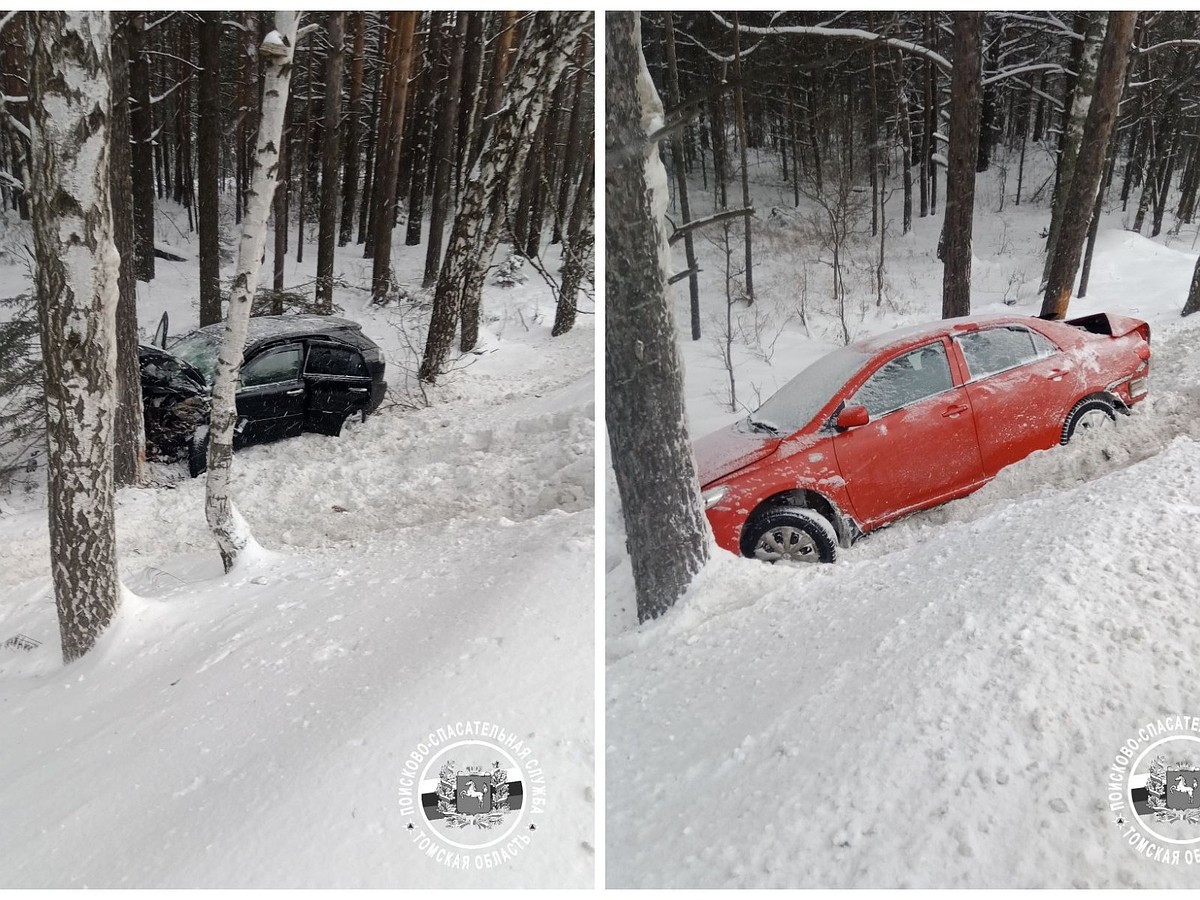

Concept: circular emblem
[[397, 722, 546, 870], [1109, 717, 1200, 864]]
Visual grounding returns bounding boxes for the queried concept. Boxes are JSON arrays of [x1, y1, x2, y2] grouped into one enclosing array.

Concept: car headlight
[[701, 486, 728, 509]]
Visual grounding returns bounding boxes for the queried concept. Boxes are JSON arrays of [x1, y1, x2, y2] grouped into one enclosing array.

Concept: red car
[[696, 313, 1151, 563]]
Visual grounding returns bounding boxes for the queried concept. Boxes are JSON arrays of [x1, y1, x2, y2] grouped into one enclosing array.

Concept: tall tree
[[606, 12, 709, 623], [315, 11, 345, 313], [1041, 12, 1138, 320], [29, 11, 123, 661], [197, 13, 222, 327], [731, 12, 754, 303], [418, 11, 589, 380], [423, 12, 467, 287], [338, 12, 366, 247], [127, 12, 155, 281], [368, 11, 417, 302], [940, 12, 982, 319], [109, 13, 145, 487], [206, 14, 300, 572]]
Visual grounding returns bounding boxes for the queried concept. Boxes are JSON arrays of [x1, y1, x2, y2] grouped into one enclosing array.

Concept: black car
[[139, 315, 386, 475]]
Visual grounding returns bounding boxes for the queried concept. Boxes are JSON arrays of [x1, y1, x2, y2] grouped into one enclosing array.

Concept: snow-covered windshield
[[751, 347, 871, 434], [170, 332, 219, 385]]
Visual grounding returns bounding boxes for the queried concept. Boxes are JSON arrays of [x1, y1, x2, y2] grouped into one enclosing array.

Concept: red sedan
[[696, 313, 1151, 563]]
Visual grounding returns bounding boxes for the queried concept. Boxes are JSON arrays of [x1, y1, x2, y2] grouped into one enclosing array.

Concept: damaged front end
[[138, 345, 211, 463]]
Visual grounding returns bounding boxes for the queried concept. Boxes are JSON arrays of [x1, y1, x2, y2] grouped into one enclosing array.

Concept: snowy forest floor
[[0, 202, 595, 887], [606, 146, 1200, 887]]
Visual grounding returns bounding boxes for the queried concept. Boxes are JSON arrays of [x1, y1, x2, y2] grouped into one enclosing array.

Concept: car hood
[[694, 421, 781, 487], [138, 344, 208, 397]]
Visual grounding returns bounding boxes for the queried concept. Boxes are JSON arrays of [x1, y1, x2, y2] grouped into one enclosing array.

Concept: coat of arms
[[436, 760, 510, 829], [1146, 755, 1200, 823]]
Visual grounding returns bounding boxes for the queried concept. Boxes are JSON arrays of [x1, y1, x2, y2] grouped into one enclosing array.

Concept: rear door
[[234, 343, 306, 447], [302, 341, 374, 435], [832, 339, 986, 528], [955, 325, 1082, 476]]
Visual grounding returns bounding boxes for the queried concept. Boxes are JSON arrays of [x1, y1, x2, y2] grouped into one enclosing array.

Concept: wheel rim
[[753, 525, 820, 563], [1076, 407, 1112, 434]]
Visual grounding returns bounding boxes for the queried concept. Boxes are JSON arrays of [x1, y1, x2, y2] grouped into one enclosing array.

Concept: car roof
[[191, 315, 377, 352], [849, 314, 1042, 356]]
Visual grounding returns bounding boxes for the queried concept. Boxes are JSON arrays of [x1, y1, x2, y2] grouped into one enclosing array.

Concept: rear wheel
[[741, 507, 838, 564], [1061, 396, 1117, 444], [187, 434, 208, 478]]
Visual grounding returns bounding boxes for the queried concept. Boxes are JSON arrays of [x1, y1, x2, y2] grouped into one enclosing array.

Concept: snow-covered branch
[[709, 12, 953, 74]]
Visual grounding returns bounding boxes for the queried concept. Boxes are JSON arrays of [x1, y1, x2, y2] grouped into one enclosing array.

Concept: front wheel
[[1061, 396, 1117, 444], [187, 433, 209, 478], [741, 507, 838, 564]]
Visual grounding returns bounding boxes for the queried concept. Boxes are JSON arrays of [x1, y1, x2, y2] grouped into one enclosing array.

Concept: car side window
[[305, 344, 369, 378], [240, 346, 303, 387], [850, 342, 954, 419], [957, 327, 1043, 379], [1029, 329, 1059, 357]]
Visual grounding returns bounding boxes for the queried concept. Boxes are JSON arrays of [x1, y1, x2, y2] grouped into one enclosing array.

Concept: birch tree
[[28, 11, 123, 661], [606, 12, 709, 623], [418, 11, 590, 382], [205, 12, 300, 572]]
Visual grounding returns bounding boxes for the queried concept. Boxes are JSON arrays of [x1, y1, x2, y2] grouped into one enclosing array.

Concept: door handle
[[1046, 368, 1068, 380], [348, 387, 368, 393], [285, 388, 304, 396], [942, 403, 969, 418]]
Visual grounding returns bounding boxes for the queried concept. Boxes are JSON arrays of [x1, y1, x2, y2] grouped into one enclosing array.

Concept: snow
[[607, 137, 1200, 886], [0, 186, 594, 884]]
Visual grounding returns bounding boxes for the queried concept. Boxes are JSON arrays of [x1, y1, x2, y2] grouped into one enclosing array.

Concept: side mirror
[[836, 405, 869, 429]]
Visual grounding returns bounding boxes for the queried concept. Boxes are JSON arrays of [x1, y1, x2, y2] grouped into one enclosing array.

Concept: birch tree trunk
[[29, 11, 123, 662], [1040, 12, 1138, 320], [206, 12, 300, 573], [606, 12, 709, 623], [418, 11, 589, 381]]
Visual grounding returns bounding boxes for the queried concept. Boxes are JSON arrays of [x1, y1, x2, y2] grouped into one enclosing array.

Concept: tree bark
[[29, 11, 123, 661], [369, 11, 417, 302], [206, 13, 299, 572], [338, 12, 365, 246], [419, 11, 589, 379], [109, 13, 146, 487], [552, 143, 592, 337], [664, 12, 701, 339], [1041, 12, 1138, 320], [423, 12, 467, 287], [315, 11, 345, 313], [606, 12, 709, 623], [941, 12, 983, 319], [127, 13, 155, 281], [404, 15, 438, 248], [1181, 249, 1200, 317], [732, 13, 754, 303], [198, 13, 223, 326]]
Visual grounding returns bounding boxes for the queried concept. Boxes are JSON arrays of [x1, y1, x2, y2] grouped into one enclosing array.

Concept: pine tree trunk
[[109, 13, 146, 487], [605, 12, 708, 623], [663, 11, 701, 339], [29, 11, 123, 662], [732, 13, 754, 303], [404, 15, 438, 248], [198, 13, 223, 326], [369, 11, 417, 302], [1181, 250, 1200, 317], [424, 12, 468, 287], [295, 41, 315, 264], [419, 11, 589, 379], [358, 24, 384, 249], [338, 12, 365, 246], [316, 11, 345, 313], [941, 13, 983, 319], [206, 14, 300, 573], [1041, 12, 1138, 320], [127, 12, 156, 281]]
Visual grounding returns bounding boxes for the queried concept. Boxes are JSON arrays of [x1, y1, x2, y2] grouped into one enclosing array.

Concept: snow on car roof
[[849, 314, 1026, 355], [195, 314, 363, 342]]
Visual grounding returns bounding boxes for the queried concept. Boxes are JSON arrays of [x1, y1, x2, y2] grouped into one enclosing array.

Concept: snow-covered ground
[[0, 203, 595, 887], [606, 145, 1200, 887]]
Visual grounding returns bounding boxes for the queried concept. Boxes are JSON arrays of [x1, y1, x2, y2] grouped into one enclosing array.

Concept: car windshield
[[169, 332, 220, 386], [751, 347, 871, 434]]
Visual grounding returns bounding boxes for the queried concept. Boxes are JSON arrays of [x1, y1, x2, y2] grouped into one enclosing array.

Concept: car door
[[302, 341, 374, 435], [832, 339, 986, 528], [235, 343, 306, 447], [954, 325, 1083, 476]]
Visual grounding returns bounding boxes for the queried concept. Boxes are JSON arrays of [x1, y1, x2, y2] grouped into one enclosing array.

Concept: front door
[[833, 339, 986, 528], [234, 343, 307, 447]]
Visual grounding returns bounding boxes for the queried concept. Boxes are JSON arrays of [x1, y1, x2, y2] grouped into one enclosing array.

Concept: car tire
[[1061, 396, 1117, 444], [741, 506, 838, 564], [187, 434, 208, 478]]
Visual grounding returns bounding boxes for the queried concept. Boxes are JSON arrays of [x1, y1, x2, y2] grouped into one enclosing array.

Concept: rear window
[[305, 344, 369, 378]]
